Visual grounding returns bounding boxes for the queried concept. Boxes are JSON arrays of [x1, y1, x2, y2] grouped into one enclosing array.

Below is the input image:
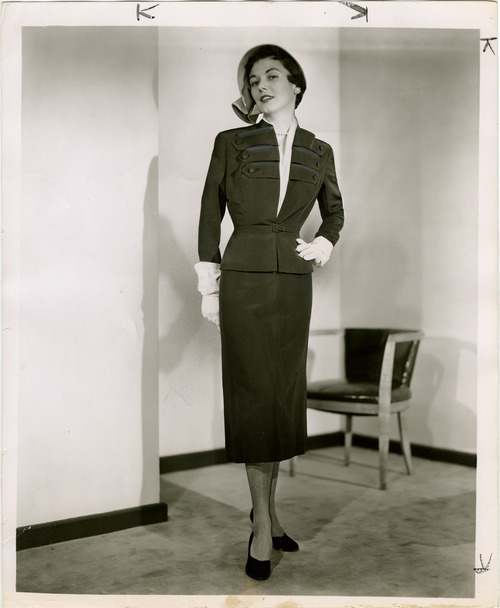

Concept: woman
[[194, 44, 344, 580]]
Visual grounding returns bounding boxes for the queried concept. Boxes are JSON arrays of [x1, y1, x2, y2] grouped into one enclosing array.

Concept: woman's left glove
[[296, 236, 334, 267], [194, 262, 221, 332]]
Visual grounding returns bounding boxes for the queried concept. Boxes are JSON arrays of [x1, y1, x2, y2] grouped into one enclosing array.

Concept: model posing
[[195, 45, 344, 581]]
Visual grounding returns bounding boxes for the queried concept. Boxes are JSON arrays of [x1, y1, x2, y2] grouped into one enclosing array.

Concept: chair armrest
[[386, 330, 424, 343], [379, 331, 424, 412]]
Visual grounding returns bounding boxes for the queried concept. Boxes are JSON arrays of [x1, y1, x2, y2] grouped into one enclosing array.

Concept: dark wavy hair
[[243, 45, 307, 109]]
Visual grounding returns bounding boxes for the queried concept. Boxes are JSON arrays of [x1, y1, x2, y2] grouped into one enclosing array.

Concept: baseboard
[[159, 430, 475, 474], [160, 447, 228, 474], [352, 434, 477, 468], [159, 432, 345, 474], [16, 502, 168, 552], [307, 431, 345, 450], [19, 432, 473, 551]]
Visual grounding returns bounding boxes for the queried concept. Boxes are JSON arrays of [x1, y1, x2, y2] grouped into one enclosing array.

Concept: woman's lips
[[260, 95, 274, 102]]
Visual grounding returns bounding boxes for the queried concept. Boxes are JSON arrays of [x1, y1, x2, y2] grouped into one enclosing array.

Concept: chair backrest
[[344, 328, 421, 388]]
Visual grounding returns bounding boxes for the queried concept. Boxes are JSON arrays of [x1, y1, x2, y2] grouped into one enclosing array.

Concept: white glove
[[296, 236, 334, 267], [194, 262, 221, 332], [201, 294, 220, 333]]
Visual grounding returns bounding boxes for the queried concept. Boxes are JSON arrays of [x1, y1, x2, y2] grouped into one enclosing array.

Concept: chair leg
[[378, 412, 391, 490], [289, 457, 295, 477], [344, 415, 353, 466], [397, 412, 413, 475]]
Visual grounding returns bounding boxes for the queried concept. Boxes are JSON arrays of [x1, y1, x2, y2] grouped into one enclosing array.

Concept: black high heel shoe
[[245, 533, 271, 581], [250, 509, 300, 552]]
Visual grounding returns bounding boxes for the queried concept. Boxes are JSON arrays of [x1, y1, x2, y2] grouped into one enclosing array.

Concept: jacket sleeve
[[198, 133, 228, 263], [315, 145, 344, 247]]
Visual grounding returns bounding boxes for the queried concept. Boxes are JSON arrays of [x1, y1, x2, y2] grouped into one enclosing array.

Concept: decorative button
[[248, 167, 256, 174], [235, 138, 243, 145], [241, 152, 249, 160], [318, 144, 325, 152], [313, 174, 318, 182], [316, 161, 320, 168]]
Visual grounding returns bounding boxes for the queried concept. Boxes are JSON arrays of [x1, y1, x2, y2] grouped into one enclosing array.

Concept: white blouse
[[274, 117, 298, 216]]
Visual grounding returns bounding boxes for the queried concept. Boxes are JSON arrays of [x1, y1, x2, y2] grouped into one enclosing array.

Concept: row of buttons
[[245, 165, 319, 181]]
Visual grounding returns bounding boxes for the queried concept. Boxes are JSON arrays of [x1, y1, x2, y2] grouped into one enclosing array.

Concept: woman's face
[[248, 57, 298, 117]]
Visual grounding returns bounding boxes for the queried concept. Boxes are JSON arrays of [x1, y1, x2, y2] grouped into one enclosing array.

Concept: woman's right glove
[[194, 262, 221, 332]]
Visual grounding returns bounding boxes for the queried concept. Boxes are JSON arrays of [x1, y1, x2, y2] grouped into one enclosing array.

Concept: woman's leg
[[269, 462, 285, 537], [245, 462, 274, 560]]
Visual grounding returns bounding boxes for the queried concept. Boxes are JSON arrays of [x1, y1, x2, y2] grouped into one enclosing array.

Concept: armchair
[[306, 328, 424, 489]]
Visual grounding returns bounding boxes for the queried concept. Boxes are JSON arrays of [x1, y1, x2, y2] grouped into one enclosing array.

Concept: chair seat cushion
[[307, 379, 412, 404]]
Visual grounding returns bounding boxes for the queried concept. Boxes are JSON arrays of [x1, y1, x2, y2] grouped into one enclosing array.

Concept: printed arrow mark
[[137, 3, 159, 21], [339, 1, 368, 22]]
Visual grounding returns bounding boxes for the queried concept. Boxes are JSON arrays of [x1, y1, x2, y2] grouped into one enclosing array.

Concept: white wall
[[12, 26, 480, 528], [158, 29, 344, 457], [17, 27, 160, 526], [337, 29, 478, 452], [10, 24, 480, 529]]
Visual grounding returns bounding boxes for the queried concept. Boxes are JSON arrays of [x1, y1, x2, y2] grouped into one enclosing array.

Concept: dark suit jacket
[[198, 120, 344, 274]]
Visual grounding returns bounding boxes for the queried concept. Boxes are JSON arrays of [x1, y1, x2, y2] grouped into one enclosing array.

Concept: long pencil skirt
[[219, 270, 313, 463]]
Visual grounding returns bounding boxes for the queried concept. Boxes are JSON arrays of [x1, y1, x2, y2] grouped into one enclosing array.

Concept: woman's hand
[[194, 261, 221, 332], [296, 236, 333, 267], [201, 294, 220, 332]]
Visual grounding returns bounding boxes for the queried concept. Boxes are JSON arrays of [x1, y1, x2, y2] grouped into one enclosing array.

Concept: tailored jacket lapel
[[276, 126, 324, 222], [231, 121, 323, 223], [229, 121, 280, 214], [231, 120, 277, 157]]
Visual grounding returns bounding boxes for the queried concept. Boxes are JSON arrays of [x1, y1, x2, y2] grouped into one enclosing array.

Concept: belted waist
[[222, 223, 313, 273], [234, 224, 299, 234]]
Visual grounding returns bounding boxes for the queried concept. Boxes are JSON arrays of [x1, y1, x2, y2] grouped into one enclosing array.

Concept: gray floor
[[16, 446, 476, 598]]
